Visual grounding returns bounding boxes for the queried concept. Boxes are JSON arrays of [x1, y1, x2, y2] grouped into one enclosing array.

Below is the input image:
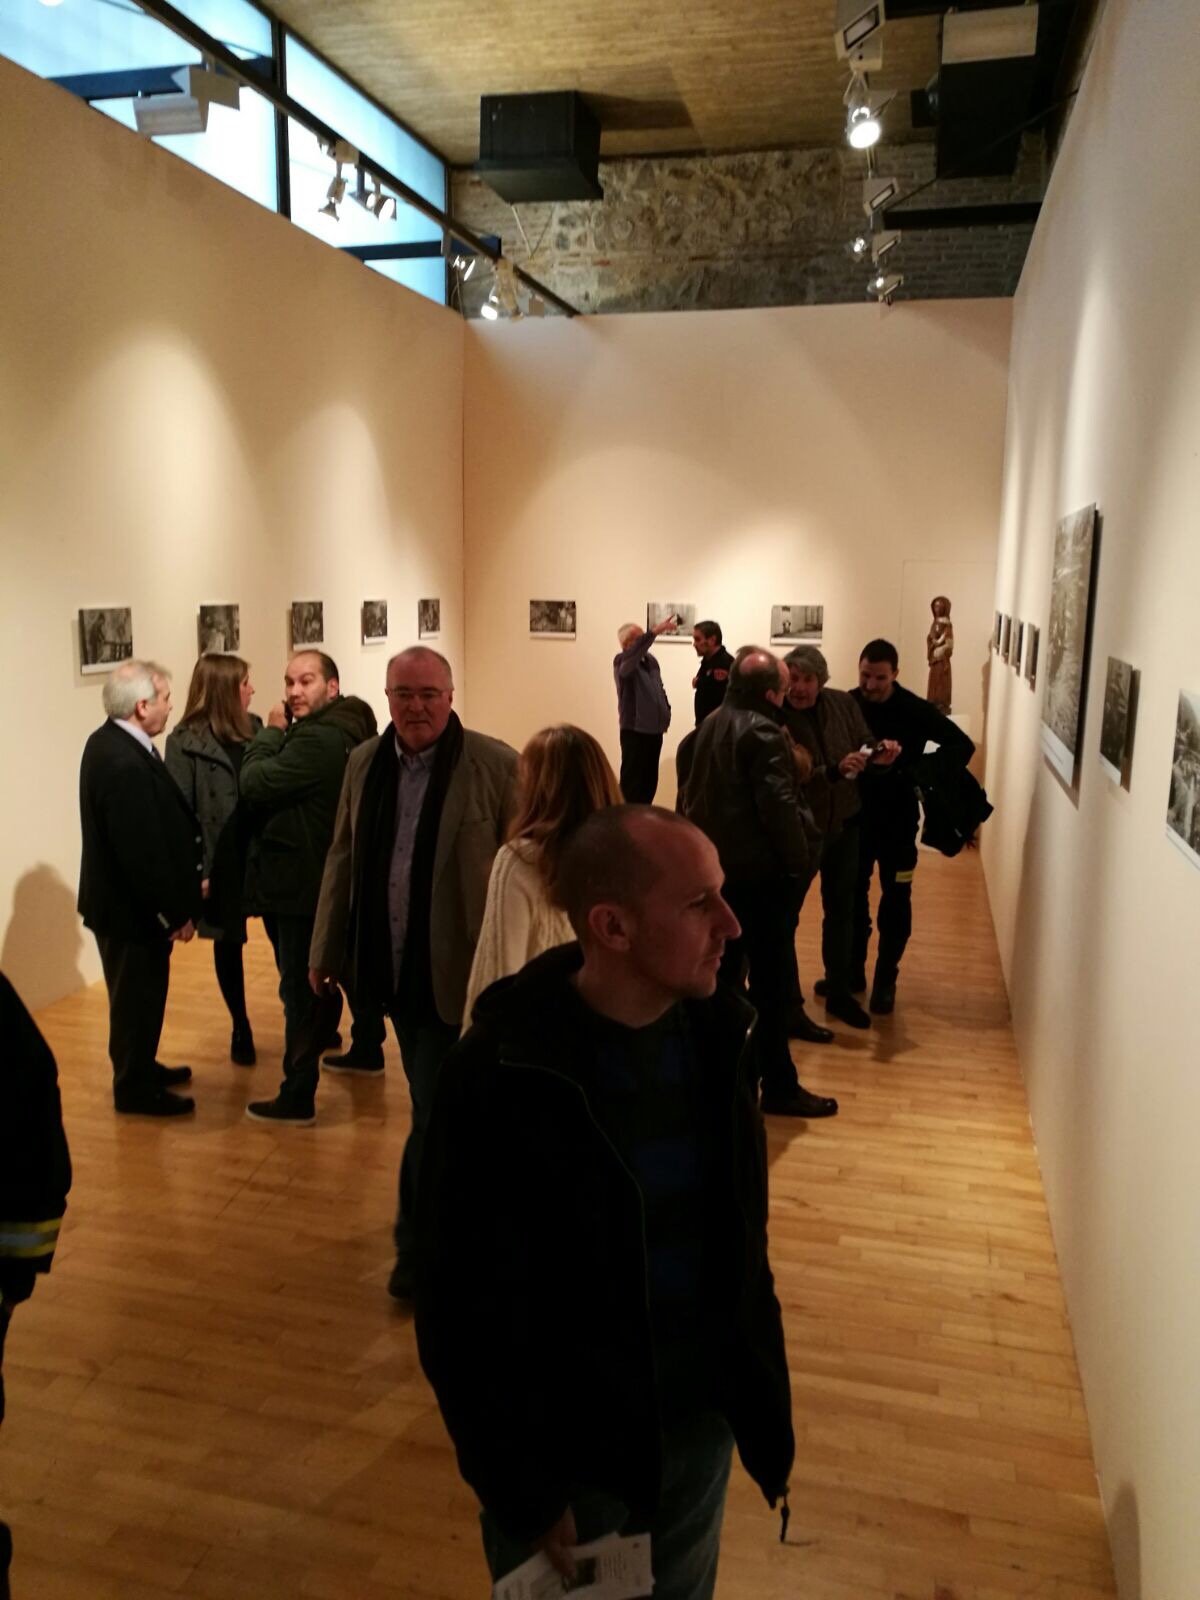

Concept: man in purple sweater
[[613, 614, 676, 802]]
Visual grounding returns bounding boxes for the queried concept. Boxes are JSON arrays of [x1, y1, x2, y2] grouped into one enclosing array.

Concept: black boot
[[231, 1023, 256, 1066], [789, 1006, 834, 1044]]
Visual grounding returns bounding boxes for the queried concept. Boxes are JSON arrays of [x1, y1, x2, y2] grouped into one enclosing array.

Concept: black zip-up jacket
[[694, 646, 734, 726], [415, 945, 794, 1543], [678, 691, 817, 883], [852, 682, 975, 837]]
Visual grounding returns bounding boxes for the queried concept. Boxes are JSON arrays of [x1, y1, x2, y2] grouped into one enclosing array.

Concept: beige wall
[[982, 0, 1200, 1593], [462, 300, 1012, 791], [0, 60, 465, 1009]]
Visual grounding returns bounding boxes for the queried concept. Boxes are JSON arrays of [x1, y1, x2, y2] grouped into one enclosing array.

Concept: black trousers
[[619, 729, 664, 804], [95, 933, 171, 1101], [796, 817, 862, 997], [388, 1011, 460, 1260], [719, 878, 800, 1102], [852, 820, 919, 989]]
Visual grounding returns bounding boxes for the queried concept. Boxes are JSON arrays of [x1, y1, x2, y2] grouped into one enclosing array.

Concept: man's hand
[[200, 878, 210, 899], [267, 701, 290, 731], [170, 920, 196, 943], [535, 1507, 578, 1581], [838, 751, 868, 779], [691, 673, 699, 688], [651, 614, 678, 637], [309, 968, 338, 998], [871, 739, 902, 767]]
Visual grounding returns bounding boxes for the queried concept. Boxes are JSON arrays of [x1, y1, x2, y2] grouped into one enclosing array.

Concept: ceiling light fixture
[[862, 174, 900, 217], [871, 229, 900, 263], [479, 291, 500, 321], [870, 271, 903, 305], [319, 166, 346, 219], [133, 58, 240, 137], [848, 232, 870, 261], [844, 73, 882, 150], [834, 0, 887, 59]]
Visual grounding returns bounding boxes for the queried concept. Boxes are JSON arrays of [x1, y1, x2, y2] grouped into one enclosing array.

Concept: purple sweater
[[614, 630, 672, 735]]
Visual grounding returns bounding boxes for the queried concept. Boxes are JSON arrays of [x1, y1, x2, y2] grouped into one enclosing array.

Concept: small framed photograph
[[418, 598, 441, 639], [992, 610, 1003, 652], [1026, 624, 1040, 690], [1099, 657, 1138, 787], [1166, 690, 1200, 870], [1000, 614, 1012, 663], [79, 607, 133, 675], [647, 601, 696, 640], [290, 601, 324, 649], [530, 600, 577, 640], [1014, 620, 1026, 672], [770, 604, 823, 647], [198, 603, 240, 654], [361, 599, 388, 644]]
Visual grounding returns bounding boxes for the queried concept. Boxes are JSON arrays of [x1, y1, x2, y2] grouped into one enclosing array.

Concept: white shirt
[[111, 716, 157, 756]]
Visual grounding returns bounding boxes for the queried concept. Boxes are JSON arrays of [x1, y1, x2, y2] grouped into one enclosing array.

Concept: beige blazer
[[310, 727, 518, 1026]]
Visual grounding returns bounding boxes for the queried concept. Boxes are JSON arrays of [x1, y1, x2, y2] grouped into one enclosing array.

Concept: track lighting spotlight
[[870, 271, 903, 304], [844, 74, 882, 150], [479, 292, 500, 321], [319, 165, 346, 220], [862, 175, 900, 217], [848, 232, 870, 261], [871, 229, 900, 263], [834, 0, 886, 60], [133, 58, 240, 136]]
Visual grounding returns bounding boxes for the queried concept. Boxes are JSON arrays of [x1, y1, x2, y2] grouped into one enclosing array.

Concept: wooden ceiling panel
[[269, 0, 942, 164]]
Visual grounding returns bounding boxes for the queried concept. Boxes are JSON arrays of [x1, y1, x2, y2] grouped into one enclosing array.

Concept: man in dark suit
[[78, 660, 204, 1116]]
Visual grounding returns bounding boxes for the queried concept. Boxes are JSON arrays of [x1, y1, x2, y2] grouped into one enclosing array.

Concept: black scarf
[[352, 712, 465, 1015]]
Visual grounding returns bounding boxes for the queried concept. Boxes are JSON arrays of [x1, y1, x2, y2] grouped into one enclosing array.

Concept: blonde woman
[[164, 653, 260, 1063], [463, 725, 621, 1025]]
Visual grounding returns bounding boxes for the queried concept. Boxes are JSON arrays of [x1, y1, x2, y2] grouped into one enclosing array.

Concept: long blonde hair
[[508, 725, 622, 903], [180, 653, 253, 742]]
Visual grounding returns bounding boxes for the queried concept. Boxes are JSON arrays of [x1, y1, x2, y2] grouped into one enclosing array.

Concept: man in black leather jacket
[[678, 650, 837, 1118], [416, 807, 793, 1597]]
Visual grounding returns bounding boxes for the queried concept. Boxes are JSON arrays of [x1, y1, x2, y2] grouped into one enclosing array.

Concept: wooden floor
[[1, 850, 1117, 1599]]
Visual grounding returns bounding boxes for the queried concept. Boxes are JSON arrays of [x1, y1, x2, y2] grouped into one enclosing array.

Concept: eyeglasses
[[387, 687, 447, 704]]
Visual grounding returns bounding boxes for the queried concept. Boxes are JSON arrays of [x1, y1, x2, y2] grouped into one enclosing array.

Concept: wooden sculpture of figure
[[926, 595, 954, 713]]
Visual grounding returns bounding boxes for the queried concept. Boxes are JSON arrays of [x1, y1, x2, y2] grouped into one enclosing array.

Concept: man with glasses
[[310, 647, 517, 1299]]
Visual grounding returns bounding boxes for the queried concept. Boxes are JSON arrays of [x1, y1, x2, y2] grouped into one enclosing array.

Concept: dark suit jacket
[[77, 720, 204, 943]]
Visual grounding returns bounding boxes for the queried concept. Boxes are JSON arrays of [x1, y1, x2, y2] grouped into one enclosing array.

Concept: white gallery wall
[[0, 59, 466, 1009], [462, 299, 1012, 797], [982, 0, 1200, 1593]]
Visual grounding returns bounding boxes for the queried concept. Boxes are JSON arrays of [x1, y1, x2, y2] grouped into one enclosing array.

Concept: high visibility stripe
[[0, 1218, 63, 1256], [894, 869, 915, 883]]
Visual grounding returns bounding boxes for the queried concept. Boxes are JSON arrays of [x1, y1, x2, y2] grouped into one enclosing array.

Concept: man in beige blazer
[[310, 646, 518, 1299]]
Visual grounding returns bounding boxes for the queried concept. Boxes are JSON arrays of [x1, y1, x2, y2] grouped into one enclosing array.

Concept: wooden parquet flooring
[[1, 850, 1116, 1598]]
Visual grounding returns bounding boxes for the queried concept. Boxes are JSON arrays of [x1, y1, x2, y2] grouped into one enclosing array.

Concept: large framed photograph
[[1166, 690, 1200, 870], [1025, 624, 1040, 690], [361, 599, 388, 645], [78, 607, 133, 675], [198, 603, 240, 654], [290, 600, 324, 649], [770, 604, 823, 647], [530, 599, 577, 640], [1041, 504, 1100, 785], [418, 598, 441, 639], [1099, 658, 1137, 786], [647, 601, 696, 640]]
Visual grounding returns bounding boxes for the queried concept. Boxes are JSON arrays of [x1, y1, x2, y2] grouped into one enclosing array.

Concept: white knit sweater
[[462, 839, 574, 1029]]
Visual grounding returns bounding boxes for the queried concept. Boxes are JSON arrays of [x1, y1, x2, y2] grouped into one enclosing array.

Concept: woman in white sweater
[[462, 724, 621, 1026]]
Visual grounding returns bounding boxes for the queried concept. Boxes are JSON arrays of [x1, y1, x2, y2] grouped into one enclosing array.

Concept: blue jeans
[[264, 913, 338, 1109], [482, 1410, 735, 1600], [389, 1013, 460, 1258]]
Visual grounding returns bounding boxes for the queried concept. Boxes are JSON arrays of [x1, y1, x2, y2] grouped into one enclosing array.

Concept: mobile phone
[[859, 740, 884, 756], [283, 702, 294, 727]]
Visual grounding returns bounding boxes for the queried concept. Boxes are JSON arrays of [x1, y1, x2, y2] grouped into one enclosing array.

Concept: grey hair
[[102, 659, 170, 719], [617, 622, 641, 648], [784, 644, 830, 685], [387, 645, 454, 689]]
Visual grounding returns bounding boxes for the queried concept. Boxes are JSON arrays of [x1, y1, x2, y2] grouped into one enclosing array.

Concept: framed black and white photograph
[[530, 599, 577, 640], [1000, 614, 1012, 664], [1026, 624, 1040, 690], [361, 599, 388, 644], [78, 607, 133, 675], [992, 610, 1003, 652], [1014, 620, 1026, 673], [1099, 658, 1137, 786], [769, 604, 823, 647], [647, 601, 696, 640], [197, 603, 240, 655], [418, 598, 441, 639], [1041, 504, 1100, 785], [1166, 690, 1200, 870], [290, 600, 324, 649]]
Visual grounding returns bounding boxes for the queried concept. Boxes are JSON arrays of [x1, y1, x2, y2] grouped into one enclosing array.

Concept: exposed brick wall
[[449, 137, 1045, 316]]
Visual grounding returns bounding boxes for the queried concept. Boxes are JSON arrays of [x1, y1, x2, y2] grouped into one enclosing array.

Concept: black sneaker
[[760, 1087, 839, 1119], [824, 994, 872, 1030], [246, 1097, 316, 1126], [869, 983, 896, 1015], [230, 1026, 257, 1067], [115, 1090, 195, 1117], [323, 1047, 385, 1076], [815, 973, 867, 997]]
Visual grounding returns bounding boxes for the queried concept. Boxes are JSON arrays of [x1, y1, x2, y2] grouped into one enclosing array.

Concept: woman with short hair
[[463, 725, 621, 1026], [165, 653, 261, 1064]]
